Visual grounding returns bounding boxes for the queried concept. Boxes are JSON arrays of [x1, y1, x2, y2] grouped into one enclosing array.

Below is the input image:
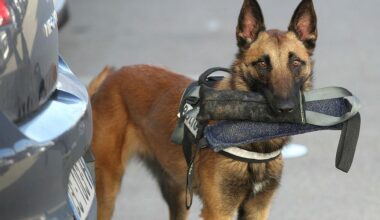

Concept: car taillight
[[0, 0, 11, 26]]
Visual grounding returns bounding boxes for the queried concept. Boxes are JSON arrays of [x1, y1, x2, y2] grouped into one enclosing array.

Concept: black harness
[[171, 67, 361, 208]]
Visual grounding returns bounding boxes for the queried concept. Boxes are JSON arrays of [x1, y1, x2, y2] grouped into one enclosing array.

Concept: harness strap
[[182, 126, 196, 209], [221, 147, 282, 163], [183, 121, 207, 209]]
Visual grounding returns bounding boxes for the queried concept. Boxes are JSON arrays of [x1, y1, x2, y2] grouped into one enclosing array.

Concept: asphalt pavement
[[59, 0, 380, 219]]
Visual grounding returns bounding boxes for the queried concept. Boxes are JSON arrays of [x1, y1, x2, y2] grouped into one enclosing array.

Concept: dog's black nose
[[275, 99, 295, 113]]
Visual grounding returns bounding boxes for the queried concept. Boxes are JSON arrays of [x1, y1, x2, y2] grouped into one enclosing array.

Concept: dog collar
[[220, 147, 282, 163]]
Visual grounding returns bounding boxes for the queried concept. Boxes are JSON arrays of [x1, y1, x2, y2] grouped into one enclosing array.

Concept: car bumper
[[0, 57, 96, 219]]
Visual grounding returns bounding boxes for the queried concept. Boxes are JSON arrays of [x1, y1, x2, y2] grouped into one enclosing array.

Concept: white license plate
[[68, 157, 95, 220]]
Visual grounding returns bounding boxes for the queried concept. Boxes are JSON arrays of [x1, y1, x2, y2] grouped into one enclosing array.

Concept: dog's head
[[231, 0, 317, 114]]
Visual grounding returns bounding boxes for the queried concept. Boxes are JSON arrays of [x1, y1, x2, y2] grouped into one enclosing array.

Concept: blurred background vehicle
[[0, 0, 95, 219], [54, 0, 69, 28]]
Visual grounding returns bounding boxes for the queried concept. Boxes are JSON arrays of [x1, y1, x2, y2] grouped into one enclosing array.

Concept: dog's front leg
[[237, 184, 278, 220], [197, 154, 247, 220], [199, 190, 243, 220]]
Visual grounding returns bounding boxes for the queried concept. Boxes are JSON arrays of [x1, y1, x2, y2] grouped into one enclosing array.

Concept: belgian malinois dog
[[90, 0, 317, 219]]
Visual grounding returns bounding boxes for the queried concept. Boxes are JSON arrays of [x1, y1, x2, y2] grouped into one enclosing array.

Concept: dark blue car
[[0, 0, 96, 219]]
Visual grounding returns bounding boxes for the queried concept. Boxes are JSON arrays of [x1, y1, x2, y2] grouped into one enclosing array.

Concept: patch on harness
[[183, 103, 199, 137]]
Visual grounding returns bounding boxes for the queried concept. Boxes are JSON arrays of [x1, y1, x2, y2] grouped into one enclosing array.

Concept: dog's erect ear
[[288, 0, 317, 51], [236, 0, 266, 50]]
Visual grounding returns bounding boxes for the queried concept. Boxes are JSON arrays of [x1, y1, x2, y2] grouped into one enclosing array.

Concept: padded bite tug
[[204, 95, 351, 151], [171, 67, 361, 173]]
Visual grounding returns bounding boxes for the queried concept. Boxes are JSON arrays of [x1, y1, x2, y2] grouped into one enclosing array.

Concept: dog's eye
[[292, 60, 302, 68], [252, 56, 271, 75], [257, 61, 268, 69]]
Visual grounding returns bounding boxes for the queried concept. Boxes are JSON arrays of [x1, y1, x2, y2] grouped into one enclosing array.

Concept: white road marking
[[282, 143, 308, 159]]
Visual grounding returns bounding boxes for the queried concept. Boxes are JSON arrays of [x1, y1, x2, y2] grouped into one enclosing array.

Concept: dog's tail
[[87, 66, 114, 97]]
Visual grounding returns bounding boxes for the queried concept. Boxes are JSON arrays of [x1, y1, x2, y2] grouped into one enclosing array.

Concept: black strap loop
[[183, 121, 207, 209], [335, 113, 361, 172], [198, 67, 231, 86], [185, 143, 201, 209]]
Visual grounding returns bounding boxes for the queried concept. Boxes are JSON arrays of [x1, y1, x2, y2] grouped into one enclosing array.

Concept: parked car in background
[[0, 0, 96, 219], [54, 0, 69, 27]]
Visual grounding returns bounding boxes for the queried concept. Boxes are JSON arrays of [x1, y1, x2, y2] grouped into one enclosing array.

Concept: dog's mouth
[[263, 87, 303, 116], [245, 78, 303, 116]]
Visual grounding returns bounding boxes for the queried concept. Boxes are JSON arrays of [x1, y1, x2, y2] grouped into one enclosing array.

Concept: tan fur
[[90, 1, 317, 219], [87, 66, 114, 97]]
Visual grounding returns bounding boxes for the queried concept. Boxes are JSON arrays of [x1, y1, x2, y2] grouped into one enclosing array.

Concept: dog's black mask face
[[231, 0, 317, 114]]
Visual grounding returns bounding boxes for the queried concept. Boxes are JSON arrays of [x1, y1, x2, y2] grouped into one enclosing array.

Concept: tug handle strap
[[303, 87, 361, 126]]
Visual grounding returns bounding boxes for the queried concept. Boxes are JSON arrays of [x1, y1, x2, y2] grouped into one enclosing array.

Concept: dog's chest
[[248, 163, 270, 194], [219, 156, 282, 199], [252, 179, 270, 195]]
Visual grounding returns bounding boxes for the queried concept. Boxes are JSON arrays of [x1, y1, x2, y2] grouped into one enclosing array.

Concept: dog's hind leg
[[92, 122, 126, 220], [91, 88, 140, 220], [95, 161, 125, 220]]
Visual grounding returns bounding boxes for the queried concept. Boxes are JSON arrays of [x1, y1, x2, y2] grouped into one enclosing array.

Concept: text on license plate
[[68, 157, 95, 220]]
